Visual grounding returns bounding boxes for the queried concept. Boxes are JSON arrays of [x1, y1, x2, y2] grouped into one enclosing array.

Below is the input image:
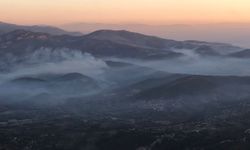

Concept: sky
[[0, 0, 250, 25]]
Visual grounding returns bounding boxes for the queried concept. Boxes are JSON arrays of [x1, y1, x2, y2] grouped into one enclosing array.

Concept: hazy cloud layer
[[107, 51, 250, 76], [0, 48, 108, 82]]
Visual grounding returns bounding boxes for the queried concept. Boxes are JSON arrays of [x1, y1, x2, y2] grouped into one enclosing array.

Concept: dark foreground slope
[[1, 62, 250, 150]]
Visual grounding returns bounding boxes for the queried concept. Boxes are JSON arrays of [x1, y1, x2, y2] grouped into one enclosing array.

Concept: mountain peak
[[0, 21, 81, 36], [85, 29, 175, 49], [0, 21, 13, 25], [87, 29, 140, 37]]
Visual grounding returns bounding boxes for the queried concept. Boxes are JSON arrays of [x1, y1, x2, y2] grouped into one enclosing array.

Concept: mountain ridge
[[0, 21, 82, 36], [0, 28, 244, 59]]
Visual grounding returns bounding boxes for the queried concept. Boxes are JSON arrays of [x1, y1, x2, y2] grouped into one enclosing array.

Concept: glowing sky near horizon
[[0, 0, 250, 25]]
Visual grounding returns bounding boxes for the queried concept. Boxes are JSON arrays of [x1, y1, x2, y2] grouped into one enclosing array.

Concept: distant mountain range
[[1, 21, 250, 48], [61, 22, 250, 48], [0, 21, 82, 36], [0, 28, 245, 60]]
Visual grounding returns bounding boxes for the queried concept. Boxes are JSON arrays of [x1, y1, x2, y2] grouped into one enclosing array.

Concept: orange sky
[[0, 0, 250, 25]]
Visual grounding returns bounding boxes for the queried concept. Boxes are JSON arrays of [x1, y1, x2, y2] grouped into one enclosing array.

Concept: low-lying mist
[[1, 47, 250, 105], [107, 49, 250, 76], [0, 48, 108, 82], [1, 47, 250, 87], [0, 48, 110, 103]]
